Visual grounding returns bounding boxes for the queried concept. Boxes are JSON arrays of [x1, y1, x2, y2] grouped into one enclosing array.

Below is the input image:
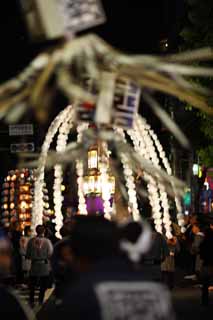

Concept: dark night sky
[[0, 0, 186, 177]]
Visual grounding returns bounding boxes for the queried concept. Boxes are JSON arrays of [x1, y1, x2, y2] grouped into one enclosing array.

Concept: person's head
[[11, 221, 20, 232], [24, 226, 31, 237], [184, 215, 190, 225], [167, 236, 177, 246], [119, 220, 152, 264], [60, 218, 77, 238], [68, 216, 119, 272], [36, 225, 45, 237], [119, 222, 142, 244], [192, 223, 201, 235], [51, 238, 74, 280], [190, 215, 198, 225], [44, 226, 53, 239]]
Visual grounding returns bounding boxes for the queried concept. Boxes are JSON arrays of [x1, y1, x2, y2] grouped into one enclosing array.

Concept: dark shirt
[[10, 230, 21, 251], [40, 257, 175, 320], [50, 238, 79, 298], [142, 232, 169, 264], [200, 229, 213, 266]]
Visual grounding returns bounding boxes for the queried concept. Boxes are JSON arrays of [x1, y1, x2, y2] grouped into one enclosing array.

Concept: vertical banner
[[76, 76, 141, 129], [112, 78, 141, 129]]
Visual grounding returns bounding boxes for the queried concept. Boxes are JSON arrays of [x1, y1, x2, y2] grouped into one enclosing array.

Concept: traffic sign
[[10, 143, 35, 153], [9, 124, 34, 136]]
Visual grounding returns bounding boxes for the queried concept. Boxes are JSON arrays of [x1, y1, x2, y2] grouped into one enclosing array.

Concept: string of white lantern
[[121, 153, 141, 221], [99, 142, 113, 220], [127, 127, 163, 233], [32, 105, 72, 234], [135, 116, 172, 238], [134, 119, 163, 232], [115, 128, 140, 221], [76, 123, 88, 215], [54, 109, 74, 238], [148, 127, 186, 233]]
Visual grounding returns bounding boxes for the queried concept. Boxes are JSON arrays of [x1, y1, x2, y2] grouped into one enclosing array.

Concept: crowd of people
[[0, 213, 213, 319]]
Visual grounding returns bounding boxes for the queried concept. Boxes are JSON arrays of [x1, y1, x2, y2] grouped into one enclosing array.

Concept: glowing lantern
[[88, 149, 98, 169]]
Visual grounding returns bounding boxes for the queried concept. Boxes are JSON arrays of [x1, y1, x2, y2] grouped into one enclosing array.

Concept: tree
[[180, 0, 213, 167]]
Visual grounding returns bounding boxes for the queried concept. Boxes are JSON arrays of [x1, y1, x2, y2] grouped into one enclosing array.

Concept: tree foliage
[[180, 0, 213, 166]]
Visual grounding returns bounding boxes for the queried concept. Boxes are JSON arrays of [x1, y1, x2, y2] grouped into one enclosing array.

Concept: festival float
[[31, 91, 186, 239], [1, 169, 35, 230], [0, 168, 53, 230]]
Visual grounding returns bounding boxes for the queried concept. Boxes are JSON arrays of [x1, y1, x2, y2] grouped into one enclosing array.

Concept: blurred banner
[[58, 0, 106, 35], [20, 0, 106, 41]]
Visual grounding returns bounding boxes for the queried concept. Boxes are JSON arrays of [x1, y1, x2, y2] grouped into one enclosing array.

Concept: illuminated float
[[1, 169, 35, 230], [32, 91, 186, 239]]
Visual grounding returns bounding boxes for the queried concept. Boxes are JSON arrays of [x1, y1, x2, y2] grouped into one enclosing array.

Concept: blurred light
[[109, 176, 115, 194], [11, 175, 17, 181], [44, 202, 49, 209], [159, 38, 169, 52], [204, 178, 209, 190], [19, 194, 31, 201], [3, 183, 10, 188], [83, 174, 115, 196], [20, 185, 30, 193], [183, 189, 191, 207], [61, 185, 66, 192], [198, 166, 202, 178], [10, 188, 15, 194], [193, 163, 199, 175], [88, 149, 98, 169], [10, 203, 15, 210], [19, 201, 28, 209]]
